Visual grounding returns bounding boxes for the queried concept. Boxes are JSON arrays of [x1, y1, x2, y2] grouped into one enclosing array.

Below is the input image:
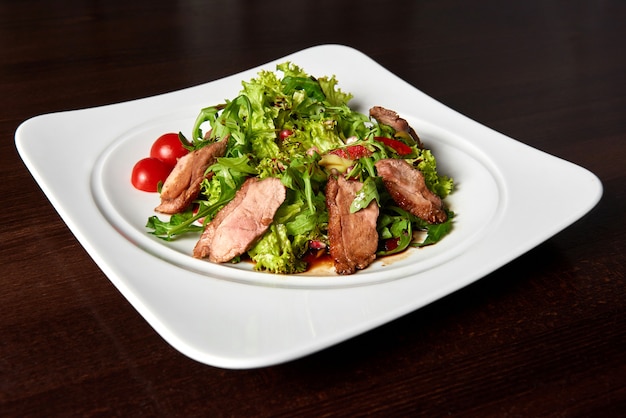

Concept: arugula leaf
[[282, 76, 326, 102], [376, 207, 413, 255], [376, 206, 454, 254], [191, 104, 225, 144], [350, 176, 379, 213], [208, 155, 257, 190], [146, 211, 203, 241], [413, 211, 455, 247]]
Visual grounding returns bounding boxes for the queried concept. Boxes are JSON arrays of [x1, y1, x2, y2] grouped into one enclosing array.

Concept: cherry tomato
[[279, 129, 293, 140], [131, 157, 173, 192], [150, 133, 189, 167]]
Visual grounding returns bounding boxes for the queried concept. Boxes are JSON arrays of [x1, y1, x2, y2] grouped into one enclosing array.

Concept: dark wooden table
[[2, 1, 625, 416]]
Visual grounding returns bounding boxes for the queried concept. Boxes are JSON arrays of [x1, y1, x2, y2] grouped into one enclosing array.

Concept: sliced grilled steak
[[369, 106, 422, 148], [326, 175, 379, 275], [375, 158, 447, 224], [193, 177, 286, 263], [155, 139, 228, 214]]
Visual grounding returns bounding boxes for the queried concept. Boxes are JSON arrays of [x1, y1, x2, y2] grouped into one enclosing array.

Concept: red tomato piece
[[150, 133, 189, 167], [374, 136, 413, 155], [309, 240, 327, 250], [131, 157, 173, 192], [382, 237, 400, 252], [329, 145, 371, 160], [279, 129, 293, 140], [328, 148, 349, 159], [346, 145, 372, 159]]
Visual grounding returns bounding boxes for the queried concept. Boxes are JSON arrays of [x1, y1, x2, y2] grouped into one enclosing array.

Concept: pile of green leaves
[[147, 62, 454, 274]]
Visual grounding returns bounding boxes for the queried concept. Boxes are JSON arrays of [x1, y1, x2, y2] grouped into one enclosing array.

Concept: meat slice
[[326, 175, 379, 275], [375, 158, 447, 224], [155, 139, 228, 214], [369, 106, 422, 148], [193, 177, 286, 263]]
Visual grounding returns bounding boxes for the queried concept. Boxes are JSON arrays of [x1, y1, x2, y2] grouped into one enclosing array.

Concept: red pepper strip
[[374, 136, 413, 155]]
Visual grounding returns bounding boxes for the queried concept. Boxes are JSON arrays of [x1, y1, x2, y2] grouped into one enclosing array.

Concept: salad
[[132, 62, 454, 275]]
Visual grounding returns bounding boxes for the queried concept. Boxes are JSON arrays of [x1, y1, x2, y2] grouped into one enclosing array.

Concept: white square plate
[[16, 45, 602, 369]]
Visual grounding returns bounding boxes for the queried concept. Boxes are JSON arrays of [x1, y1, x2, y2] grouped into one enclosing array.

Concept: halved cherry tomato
[[131, 157, 173, 192], [150, 133, 189, 167], [374, 136, 413, 155]]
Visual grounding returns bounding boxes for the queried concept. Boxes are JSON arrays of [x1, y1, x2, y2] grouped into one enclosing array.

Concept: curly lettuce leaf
[[318, 75, 353, 106], [416, 149, 454, 198], [248, 223, 307, 274]]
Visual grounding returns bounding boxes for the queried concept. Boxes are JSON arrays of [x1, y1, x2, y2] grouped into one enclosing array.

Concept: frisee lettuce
[[248, 223, 307, 274]]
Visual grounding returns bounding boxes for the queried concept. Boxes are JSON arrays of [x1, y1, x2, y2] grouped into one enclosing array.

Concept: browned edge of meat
[[326, 174, 379, 275], [375, 158, 447, 224], [193, 177, 286, 264], [155, 139, 228, 214], [369, 105, 423, 148]]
